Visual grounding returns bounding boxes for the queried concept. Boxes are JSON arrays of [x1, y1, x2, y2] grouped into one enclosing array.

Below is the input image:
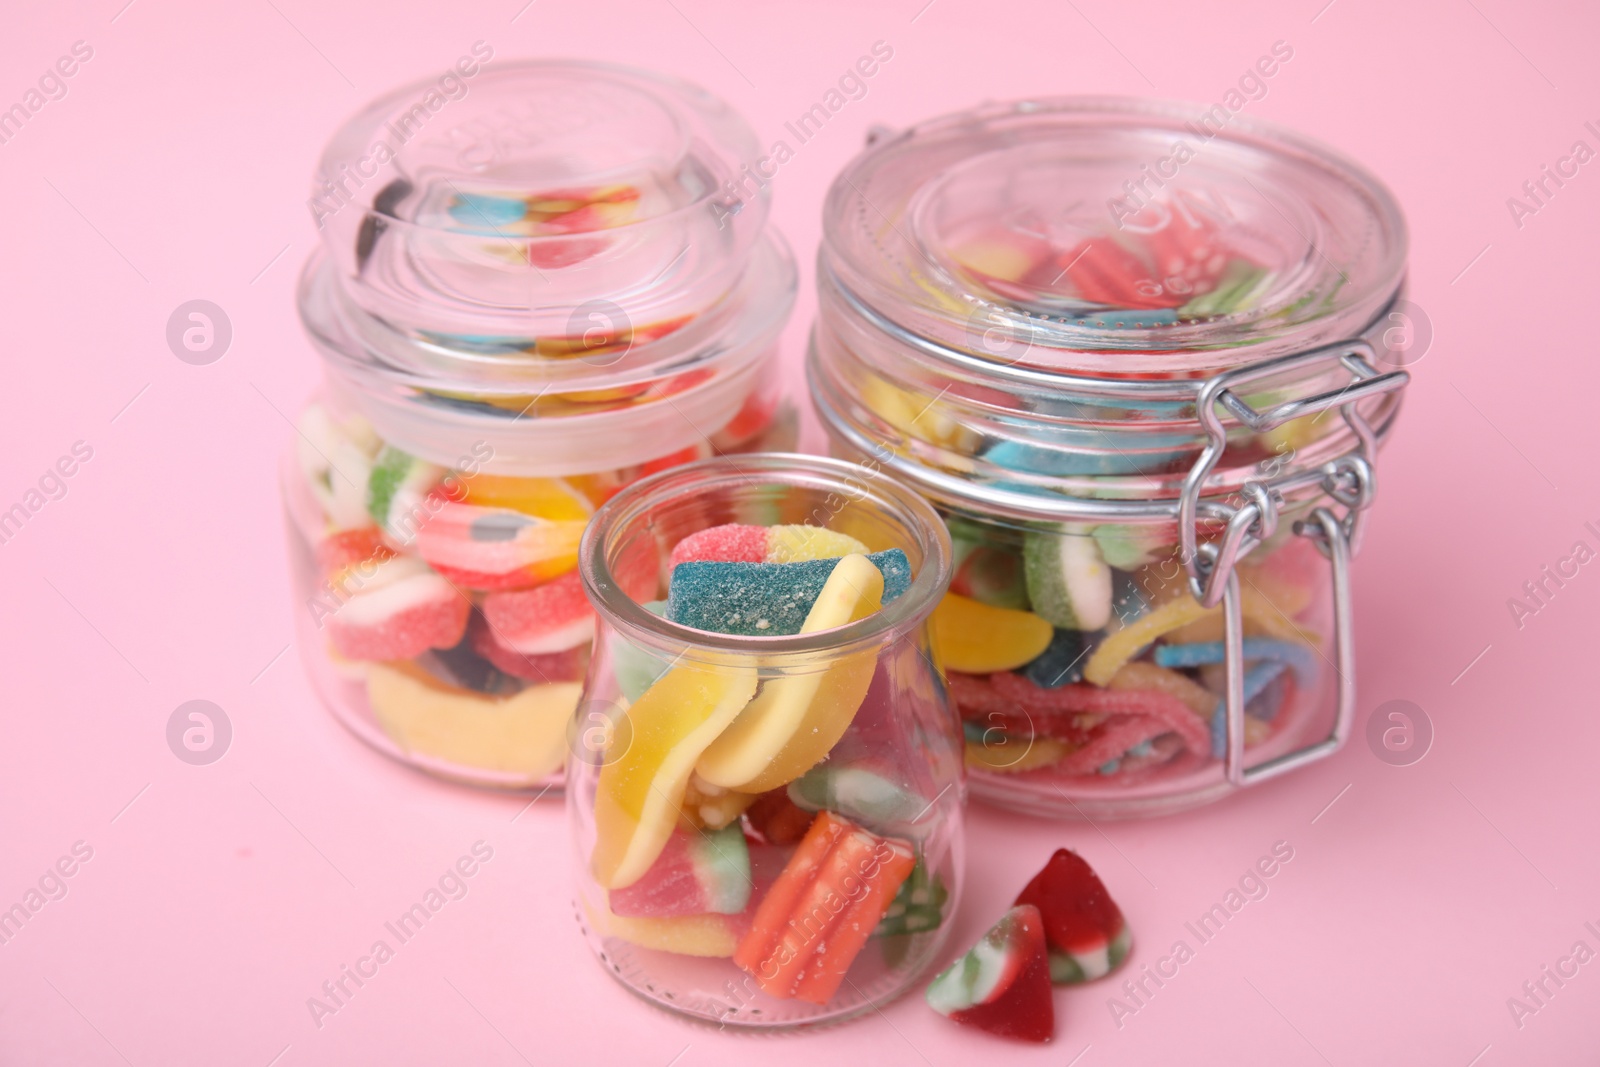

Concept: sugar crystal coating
[[666, 549, 911, 637]]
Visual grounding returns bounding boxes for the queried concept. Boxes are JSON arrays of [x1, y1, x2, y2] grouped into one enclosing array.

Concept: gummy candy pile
[[291, 398, 785, 785], [583, 522, 957, 1006], [929, 515, 1324, 785]]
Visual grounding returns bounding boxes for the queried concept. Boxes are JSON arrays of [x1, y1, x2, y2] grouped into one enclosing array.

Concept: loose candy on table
[[734, 811, 916, 1004], [325, 557, 470, 662], [930, 591, 1054, 674], [608, 824, 751, 919], [695, 554, 884, 792], [665, 549, 909, 637], [414, 500, 586, 591], [1023, 532, 1113, 631], [591, 662, 759, 890], [924, 904, 1054, 1043], [1015, 849, 1131, 985], [480, 570, 595, 655], [365, 661, 582, 779]]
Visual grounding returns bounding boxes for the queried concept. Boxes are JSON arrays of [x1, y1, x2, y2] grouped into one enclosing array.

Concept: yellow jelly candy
[[1084, 589, 1317, 686], [764, 524, 869, 563], [696, 554, 884, 794], [461, 474, 593, 521], [592, 662, 758, 890], [585, 898, 739, 957], [366, 663, 581, 780], [861, 377, 977, 451], [930, 591, 1054, 674], [965, 736, 1069, 773]]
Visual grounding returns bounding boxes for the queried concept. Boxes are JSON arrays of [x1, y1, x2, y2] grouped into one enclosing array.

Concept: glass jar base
[[576, 902, 942, 1031]]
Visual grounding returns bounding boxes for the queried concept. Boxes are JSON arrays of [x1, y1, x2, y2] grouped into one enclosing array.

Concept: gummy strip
[[1152, 637, 1316, 680], [1208, 660, 1288, 758]]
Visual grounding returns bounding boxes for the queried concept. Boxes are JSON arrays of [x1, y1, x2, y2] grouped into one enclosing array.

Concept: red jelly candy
[[325, 560, 470, 662], [925, 904, 1054, 1043], [668, 524, 769, 570], [1015, 849, 1131, 984], [480, 570, 595, 655], [468, 614, 588, 683]]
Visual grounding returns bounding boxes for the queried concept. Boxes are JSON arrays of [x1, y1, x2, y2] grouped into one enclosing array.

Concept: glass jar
[[567, 454, 963, 1028], [282, 60, 796, 790], [809, 97, 1411, 818]]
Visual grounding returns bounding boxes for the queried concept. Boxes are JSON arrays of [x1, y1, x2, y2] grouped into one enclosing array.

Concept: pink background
[[3, 0, 1598, 1063]]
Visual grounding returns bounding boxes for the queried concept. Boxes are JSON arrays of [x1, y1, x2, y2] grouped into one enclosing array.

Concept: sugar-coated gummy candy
[[666, 549, 910, 637], [468, 613, 589, 684], [607, 824, 751, 919], [366, 445, 443, 543], [873, 860, 948, 937], [695, 554, 884, 792], [325, 557, 470, 662], [1151, 636, 1316, 682], [416, 501, 586, 591], [1208, 660, 1289, 758], [925, 904, 1054, 1043], [1014, 848, 1132, 985], [1023, 531, 1112, 631], [764, 524, 869, 563], [459, 474, 593, 521], [989, 672, 1211, 757], [480, 570, 594, 655], [668, 524, 769, 569], [1021, 628, 1096, 689]]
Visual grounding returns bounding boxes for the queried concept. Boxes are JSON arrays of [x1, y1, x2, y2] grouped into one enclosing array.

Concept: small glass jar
[[567, 454, 962, 1028], [282, 61, 796, 790], [810, 97, 1411, 818]]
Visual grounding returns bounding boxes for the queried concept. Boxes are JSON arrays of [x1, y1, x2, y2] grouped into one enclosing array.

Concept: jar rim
[[579, 453, 954, 660]]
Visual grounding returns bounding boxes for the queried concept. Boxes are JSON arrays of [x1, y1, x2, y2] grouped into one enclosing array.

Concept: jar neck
[[579, 453, 953, 664]]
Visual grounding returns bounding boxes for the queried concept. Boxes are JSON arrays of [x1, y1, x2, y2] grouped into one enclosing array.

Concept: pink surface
[[3, 0, 1598, 1063]]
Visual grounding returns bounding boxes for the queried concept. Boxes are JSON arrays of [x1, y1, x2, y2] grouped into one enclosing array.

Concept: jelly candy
[[668, 523, 869, 570], [468, 614, 589, 684], [366, 445, 444, 543], [742, 787, 815, 846], [591, 662, 759, 889], [990, 672, 1212, 757], [315, 527, 395, 577], [415, 501, 585, 591], [1208, 660, 1289, 758], [787, 761, 928, 830], [1151, 636, 1317, 681], [584, 900, 744, 958], [666, 549, 910, 637], [925, 904, 1054, 1043], [1023, 532, 1112, 631], [1021, 628, 1095, 689], [458, 474, 593, 521], [1091, 525, 1172, 571], [734, 811, 916, 1004], [1082, 597, 1212, 685], [365, 661, 581, 778], [873, 860, 948, 937], [1106, 661, 1214, 717], [296, 404, 380, 531], [608, 824, 751, 919], [966, 736, 1072, 773], [678, 774, 755, 831], [1015, 849, 1131, 984], [947, 518, 1029, 609], [325, 558, 470, 662], [610, 600, 673, 702], [930, 592, 1054, 674], [696, 554, 883, 792], [481, 571, 595, 655], [669, 523, 769, 568]]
